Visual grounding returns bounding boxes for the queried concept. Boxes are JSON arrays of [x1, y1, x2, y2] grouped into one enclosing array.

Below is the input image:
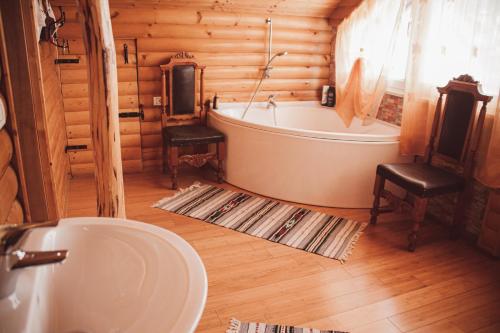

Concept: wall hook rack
[[40, 6, 69, 53]]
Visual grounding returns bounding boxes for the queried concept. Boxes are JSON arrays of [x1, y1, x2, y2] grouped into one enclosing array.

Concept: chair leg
[[162, 143, 167, 174], [408, 197, 428, 252], [168, 146, 179, 190], [370, 175, 385, 225], [216, 141, 225, 184]]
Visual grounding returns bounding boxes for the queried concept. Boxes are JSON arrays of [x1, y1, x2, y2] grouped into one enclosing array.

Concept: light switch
[[153, 96, 162, 106]]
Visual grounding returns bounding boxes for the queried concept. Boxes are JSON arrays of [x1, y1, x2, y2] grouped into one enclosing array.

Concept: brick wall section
[[427, 181, 489, 236], [377, 93, 403, 125]]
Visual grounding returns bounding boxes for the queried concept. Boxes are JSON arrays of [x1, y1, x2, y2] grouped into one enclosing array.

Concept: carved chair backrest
[[426, 75, 492, 178], [159, 52, 206, 128]]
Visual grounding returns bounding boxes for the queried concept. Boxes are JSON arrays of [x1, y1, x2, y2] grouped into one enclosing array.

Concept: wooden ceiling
[[52, 0, 362, 22]]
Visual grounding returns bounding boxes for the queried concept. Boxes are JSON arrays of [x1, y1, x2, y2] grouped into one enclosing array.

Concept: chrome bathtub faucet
[[0, 221, 68, 298], [267, 95, 277, 110], [267, 95, 278, 126]]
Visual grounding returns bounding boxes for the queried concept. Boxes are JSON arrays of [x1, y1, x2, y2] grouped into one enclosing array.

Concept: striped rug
[[153, 183, 366, 262], [226, 318, 348, 333]]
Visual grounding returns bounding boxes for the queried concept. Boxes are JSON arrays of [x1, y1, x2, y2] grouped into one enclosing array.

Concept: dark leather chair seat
[[163, 125, 225, 146], [377, 163, 465, 198]]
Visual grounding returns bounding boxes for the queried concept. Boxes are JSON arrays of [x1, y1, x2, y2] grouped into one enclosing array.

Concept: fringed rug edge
[[151, 181, 203, 208]]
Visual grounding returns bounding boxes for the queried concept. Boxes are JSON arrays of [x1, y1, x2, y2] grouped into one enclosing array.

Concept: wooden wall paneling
[[0, 128, 22, 225], [0, 0, 60, 222], [59, 7, 334, 29], [67, 138, 93, 150], [0, 135, 22, 224], [6, 200, 24, 224], [138, 65, 329, 81], [64, 110, 90, 125], [204, 66, 330, 80], [38, 42, 71, 217], [329, 0, 362, 25], [112, 38, 143, 172], [54, 0, 345, 19], [60, 67, 137, 84], [59, 36, 143, 174], [214, 90, 322, 102], [68, 150, 94, 164], [0, 22, 24, 225], [57, 4, 334, 172], [0, 129, 12, 176], [478, 190, 500, 257], [62, 94, 139, 113], [139, 78, 327, 95], [66, 124, 91, 139], [70, 163, 96, 176], [62, 96, 88, 112], [0, 166, 18, 224], [61, 22, 334, 43], [77, 0, 126, 218], [137, 52, 331, 67], [137, 37, 331, 54], [62, 81, 139, 98]]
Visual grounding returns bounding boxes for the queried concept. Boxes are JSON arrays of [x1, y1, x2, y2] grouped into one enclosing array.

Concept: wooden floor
[[66, 169, 500, 333]]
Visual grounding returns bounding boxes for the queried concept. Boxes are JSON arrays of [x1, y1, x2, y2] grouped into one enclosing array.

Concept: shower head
[[268, 51, 288, 65], [264, 51, 288, 73]]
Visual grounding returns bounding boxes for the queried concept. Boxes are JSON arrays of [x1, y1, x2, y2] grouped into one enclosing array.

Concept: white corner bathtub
[[209, 101, 407, 208]]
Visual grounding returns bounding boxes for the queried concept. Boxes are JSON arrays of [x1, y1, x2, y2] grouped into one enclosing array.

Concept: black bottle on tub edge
[[321, 85, 329, 106], [327, 86, 336, 107], [213, 93, 218, 109]]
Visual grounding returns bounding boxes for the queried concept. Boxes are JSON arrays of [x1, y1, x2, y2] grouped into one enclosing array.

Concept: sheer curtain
[[335, 0, 404, 127], [400, 0, 500, 187]]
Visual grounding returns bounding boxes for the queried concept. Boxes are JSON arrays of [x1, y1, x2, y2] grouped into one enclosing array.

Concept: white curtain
[[335, 0, 404, 127], [400, 0, 500, 187]]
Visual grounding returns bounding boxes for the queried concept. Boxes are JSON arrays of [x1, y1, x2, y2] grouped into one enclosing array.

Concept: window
[[387, 0, 412, 96]]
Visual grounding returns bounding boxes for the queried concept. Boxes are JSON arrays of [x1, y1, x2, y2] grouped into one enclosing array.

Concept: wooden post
[[77, 0, 126, 218], [425, 93, 443, 164], [200, 67, 205, 117], [369, 174, 385, 225], [160, 67, 167, 117], [408, 197, 428, 252]]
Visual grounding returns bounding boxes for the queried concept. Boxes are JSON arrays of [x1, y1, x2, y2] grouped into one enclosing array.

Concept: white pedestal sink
[[0, 217, 207, 333]]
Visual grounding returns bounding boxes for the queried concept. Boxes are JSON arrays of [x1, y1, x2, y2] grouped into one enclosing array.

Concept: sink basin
[[0, 217, 207, 333]]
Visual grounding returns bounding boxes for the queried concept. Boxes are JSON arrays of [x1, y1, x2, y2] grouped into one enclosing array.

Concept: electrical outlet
[[153, 96, 162, 106]]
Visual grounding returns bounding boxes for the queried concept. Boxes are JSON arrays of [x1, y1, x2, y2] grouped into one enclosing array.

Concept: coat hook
[[123, 44, 129, 64]]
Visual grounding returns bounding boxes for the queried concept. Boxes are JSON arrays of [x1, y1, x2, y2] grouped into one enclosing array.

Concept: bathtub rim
[[211, 101, 401, 143]]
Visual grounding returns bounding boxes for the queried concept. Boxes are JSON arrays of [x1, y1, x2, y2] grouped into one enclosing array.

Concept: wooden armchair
[[160, 52, 225, 189], [370, 75, 492, 251]]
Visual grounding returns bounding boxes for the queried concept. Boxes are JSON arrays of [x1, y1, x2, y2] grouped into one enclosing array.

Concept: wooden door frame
[[1, 0, 127, 220], [0, 0, 59, 222]]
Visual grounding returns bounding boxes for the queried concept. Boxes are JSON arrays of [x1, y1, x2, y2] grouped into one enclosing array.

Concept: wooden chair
[[160, 52, 225, 189], [370, 75, 492, 251]]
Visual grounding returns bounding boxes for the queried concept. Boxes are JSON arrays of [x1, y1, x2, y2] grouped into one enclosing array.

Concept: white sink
[[0, 217, 207, 333]]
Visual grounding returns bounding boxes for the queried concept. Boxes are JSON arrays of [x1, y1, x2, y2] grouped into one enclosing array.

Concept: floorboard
[[66, 170, 500, 333]]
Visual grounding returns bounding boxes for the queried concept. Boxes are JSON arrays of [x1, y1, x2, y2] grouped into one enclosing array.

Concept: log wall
[[0, 129, 23, 224], [38, 43, 71, 217], [56, 6, 333, 173]]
